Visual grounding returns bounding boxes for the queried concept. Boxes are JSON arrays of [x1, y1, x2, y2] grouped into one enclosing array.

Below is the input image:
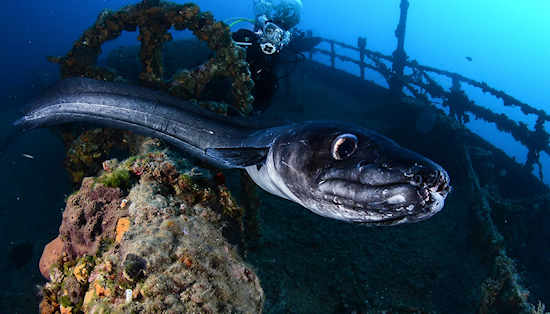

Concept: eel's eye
[[331, 133, 358, 160]]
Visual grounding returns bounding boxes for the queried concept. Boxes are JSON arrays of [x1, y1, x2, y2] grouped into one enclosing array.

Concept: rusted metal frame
[[312, 48, 383, 73], [357, 37, 367, 80], [319, 35, 549, 123], [401, 69, 548, 178], [49, 2, 255, 115], [389, 0, 410, 95], [312, 47, 395, 89], [306, 30, 314, 60], [420, 71, 447, 99], [463, 144, 534, 314], [410, 64, 550, 122], [329, 40, 336, 68], [310, 36, 549, 178], [313, 41, 548, 149], [318, 38, 393, 63], [463, 99, 550, 160]]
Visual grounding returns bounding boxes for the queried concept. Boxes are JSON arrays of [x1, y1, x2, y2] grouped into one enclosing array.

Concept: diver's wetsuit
[[232, 28, 280, 112], [232, 17, 321, 113]]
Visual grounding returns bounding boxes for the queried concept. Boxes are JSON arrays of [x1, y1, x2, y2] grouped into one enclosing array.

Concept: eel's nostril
[[426, 171, 440, 186], [411, 174, 423, 186], [357, 160, 369, 169]]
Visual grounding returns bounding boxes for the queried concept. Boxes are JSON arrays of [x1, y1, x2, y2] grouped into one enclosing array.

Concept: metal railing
[[308, 34, 549, 181]]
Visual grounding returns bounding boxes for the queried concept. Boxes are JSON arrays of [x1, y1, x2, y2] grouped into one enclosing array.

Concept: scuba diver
[[228, 0, 321, 112]]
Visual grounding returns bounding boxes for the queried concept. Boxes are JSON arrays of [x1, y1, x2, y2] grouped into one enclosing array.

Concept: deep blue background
[[1, 0, 548, 181], [0, 1, 548, 311]]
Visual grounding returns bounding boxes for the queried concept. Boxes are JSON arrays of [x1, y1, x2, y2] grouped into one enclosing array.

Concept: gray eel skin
[[15, 78, 451, 226]]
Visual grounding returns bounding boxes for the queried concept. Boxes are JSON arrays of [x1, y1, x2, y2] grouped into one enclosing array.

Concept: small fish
[[21, 153, 35, 159], [465, 56, 472, 62]]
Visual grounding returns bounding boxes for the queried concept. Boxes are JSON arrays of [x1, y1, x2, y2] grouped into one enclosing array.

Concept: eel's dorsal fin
[[205, 147, 269, 168]]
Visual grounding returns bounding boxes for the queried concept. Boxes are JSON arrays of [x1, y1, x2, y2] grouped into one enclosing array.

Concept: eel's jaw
[[307, 162, 451, 225]]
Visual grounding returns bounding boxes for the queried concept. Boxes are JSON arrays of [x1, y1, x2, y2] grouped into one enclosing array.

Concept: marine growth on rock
[[39, 138, 264, 313]]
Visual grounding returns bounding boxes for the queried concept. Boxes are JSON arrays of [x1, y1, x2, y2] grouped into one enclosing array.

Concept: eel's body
[[16, 78, 451, 225]]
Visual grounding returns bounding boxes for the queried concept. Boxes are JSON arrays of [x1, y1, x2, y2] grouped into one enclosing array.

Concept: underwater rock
[[60, 178, 127, 259], [122, 253, 146, 282], [112, 213, 263, 313], [39, 140, 263, 313], [62, 128, 139, 185], [38, 178, 127, 279], [39, 236, 64, 279]]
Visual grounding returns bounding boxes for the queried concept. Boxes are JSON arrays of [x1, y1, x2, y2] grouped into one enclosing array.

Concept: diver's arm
[[232, 29, 258, 47]]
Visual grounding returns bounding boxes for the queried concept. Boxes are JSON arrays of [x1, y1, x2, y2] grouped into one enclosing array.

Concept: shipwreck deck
[[244, 58, 550, 313]]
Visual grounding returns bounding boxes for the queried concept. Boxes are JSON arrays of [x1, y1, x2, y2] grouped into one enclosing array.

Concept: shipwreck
[[32, 0, 550, 313]]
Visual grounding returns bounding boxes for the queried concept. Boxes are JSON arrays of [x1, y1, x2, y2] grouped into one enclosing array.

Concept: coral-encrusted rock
[[60, 178, 128, 259], [63, 128, 135, 185], [114, 214, 263, 313], [40, 145, 263, 313], [39, 236, 64, 280], [39, 179, 128, 280]]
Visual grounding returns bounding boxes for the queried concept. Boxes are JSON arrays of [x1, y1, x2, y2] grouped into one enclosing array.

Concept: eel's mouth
[[314, 162, 451, 225]]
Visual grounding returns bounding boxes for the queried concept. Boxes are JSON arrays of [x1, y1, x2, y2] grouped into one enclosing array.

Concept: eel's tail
[[14, 77, 233, 168]]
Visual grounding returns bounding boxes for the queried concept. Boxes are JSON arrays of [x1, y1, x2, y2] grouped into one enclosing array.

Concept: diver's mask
[[257, 21, 290, 54]]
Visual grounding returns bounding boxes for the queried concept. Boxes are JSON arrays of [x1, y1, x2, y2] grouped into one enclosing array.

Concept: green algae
[[98, 168, 131, 188], [122, 155, 139, 168]]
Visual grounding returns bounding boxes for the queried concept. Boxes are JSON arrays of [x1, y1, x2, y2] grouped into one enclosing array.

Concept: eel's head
[[271, 122, 451, 225]]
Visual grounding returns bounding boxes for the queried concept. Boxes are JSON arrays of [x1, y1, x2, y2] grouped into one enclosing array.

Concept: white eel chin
[[429, 190, 446, 214]]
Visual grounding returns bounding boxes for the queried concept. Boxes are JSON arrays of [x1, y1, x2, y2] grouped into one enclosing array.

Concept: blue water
[[5, 0, 550, 98], [1, 0, 549, 312], [301, 1, 550, 180], [4, 0, 548, 179]]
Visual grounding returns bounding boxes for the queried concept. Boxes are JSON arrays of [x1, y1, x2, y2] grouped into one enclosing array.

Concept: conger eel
[[15, 78, 451, 226]]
